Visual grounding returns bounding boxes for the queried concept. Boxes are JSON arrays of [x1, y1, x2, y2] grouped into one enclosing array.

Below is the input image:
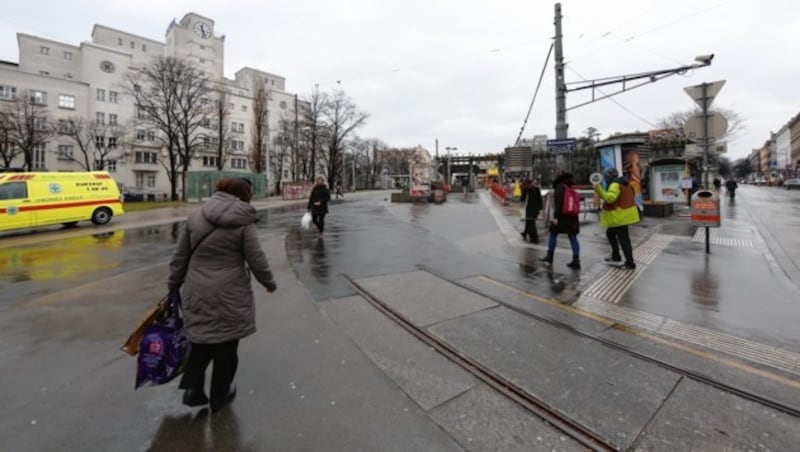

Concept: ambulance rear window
[[0, 182, 28, 200]]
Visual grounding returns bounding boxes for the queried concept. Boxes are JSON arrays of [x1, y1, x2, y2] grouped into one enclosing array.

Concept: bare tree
[[323, 89, 368, 188], [250, 84, 268, 175], [270, 116, 295, 193], [212, 88, 232, 170], [656, 107, 746, 143], [123, 56, 209, 200], [301, 87, 328, 181], [57, 116, 125, 171], [173, 64, 212, 200], [0, 109, 24, 168], [351, 136, 387, 189], [2, 91, 53, 171]]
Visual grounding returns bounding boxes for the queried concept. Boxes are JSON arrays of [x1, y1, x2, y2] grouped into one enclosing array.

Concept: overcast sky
[[1, 0, 797, 160]]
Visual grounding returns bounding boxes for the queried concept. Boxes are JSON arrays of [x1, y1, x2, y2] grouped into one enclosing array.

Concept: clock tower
[[165, 12, 225, 79]]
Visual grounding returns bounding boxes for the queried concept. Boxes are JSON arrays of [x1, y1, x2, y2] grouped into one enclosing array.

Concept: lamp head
[[694, 54, 714, 65]]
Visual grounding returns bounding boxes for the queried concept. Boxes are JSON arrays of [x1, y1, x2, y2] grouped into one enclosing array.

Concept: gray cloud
[[1, 0, 797, 159]]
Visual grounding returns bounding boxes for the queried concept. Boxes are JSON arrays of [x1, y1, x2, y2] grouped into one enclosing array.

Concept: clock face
[[100, 61, 115, 73], [193, 22, 212, 39]]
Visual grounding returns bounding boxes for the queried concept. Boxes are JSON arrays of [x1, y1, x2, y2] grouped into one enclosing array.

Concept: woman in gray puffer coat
[[168, 177, 277, 412]]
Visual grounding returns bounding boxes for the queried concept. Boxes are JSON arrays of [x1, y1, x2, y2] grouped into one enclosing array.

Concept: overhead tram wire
[[565, 0, 738, 67], [566, 65, 657, 129], [514, 42, 554, 145]]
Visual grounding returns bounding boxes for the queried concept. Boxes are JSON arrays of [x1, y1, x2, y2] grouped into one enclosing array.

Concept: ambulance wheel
[[91, 207, 113, 225]]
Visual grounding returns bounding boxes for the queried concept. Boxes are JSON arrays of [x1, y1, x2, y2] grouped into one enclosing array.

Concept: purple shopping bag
[[135, 294, 190, 389]]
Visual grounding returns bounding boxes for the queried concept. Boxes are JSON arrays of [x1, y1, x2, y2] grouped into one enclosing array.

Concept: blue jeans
[[547, 231, 580, 256]]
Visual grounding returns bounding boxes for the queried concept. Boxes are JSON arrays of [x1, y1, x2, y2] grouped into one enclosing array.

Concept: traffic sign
[[684, 80, 725, 110], [547, 138, 577, 154], [683, 112, 728, 141]]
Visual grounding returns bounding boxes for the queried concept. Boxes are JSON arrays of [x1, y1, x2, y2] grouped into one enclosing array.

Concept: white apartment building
[[0, 12, 302, 197]]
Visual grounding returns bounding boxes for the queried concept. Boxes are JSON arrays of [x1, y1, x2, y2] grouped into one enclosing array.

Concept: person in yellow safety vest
[[593, 167, 640, 270], [512, 179, 522, 199]]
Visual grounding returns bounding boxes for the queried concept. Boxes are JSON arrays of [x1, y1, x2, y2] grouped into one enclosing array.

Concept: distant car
[[784, 179, 800, 190]]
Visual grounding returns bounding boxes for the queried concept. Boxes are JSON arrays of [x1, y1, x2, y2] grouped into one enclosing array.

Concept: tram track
[[413, 264, 800, 419], [343, 265, 800, 451], [343, 272, 619, 452]]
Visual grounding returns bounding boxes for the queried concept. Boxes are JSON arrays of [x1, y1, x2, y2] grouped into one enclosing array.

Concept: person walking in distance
[[335, 181, 344, 200], [725, 178, 738, 200], [308, 176, 331, 238], [539, 172, 581, 269], [168, 177, 277, 413], [520, 178, 543, 244], [594, 167, 640, 270]]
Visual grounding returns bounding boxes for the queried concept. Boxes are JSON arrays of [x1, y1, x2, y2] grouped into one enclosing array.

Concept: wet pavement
[[1, 187, 799, 450]]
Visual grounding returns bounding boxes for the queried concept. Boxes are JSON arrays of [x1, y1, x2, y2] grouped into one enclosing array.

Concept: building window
[[58, 94, 75, 109], [58, 145, 74, 159], [118, 38, 123, 46], [95, 136, 105, 147], [202, 156, 219, 167], [58, 119, 76, 134], [0, 85, 17, 99], [135, 172, 156, 188], [137, 108, 148, 120], [136, 129, 146, 141], [106, 160, 117, 172], [134, 151, 158, 164], [33, 144, 46, 170], [241, 105, 247, 112], [109, 114, 118, 126], [96, 89, 105, 101], [96, 112, 105, 124], [147, 130, 156, 142], [201, 118, 210, 128], [130, 41, 135, 49], [231, 158, 247, 169], [199, 58, 206, 64], [142, 44, 147, 52], [200, 97, 209, 104], [109, 91, 118, 103], [200, 45, 206, 50], [33, 116, 47, 130], [40, 46, 49, 55], [30, 90, 47, 104], [108, 137, 117, 149], [64, 51, 72, 60]]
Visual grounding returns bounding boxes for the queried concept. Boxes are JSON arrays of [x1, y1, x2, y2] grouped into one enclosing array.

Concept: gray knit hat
[[603, 167, 619, 181]]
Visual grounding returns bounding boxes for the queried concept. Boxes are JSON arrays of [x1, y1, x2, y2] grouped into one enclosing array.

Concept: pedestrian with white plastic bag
[[300, 211, 312, 230], [307, 176, 331, 238]]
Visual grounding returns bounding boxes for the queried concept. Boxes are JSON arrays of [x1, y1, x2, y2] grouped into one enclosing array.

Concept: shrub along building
[[0, 13, 306, 200]]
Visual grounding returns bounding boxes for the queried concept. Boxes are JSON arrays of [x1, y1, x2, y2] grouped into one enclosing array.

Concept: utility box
[[690, 190, 720, 227]]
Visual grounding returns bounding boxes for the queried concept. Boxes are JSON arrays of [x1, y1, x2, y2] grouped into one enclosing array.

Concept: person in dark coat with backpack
[[519, 178, 543, 243], [539, 172, 581, 269], [307, 176, 331, 238]]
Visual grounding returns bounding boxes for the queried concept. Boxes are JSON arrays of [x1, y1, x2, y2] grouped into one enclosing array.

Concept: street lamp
[[445, 146, 457, 185]]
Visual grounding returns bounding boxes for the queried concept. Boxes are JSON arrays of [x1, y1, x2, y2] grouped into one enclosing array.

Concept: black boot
[[567, 256, 581, 269], [538, 251, 553, 264]]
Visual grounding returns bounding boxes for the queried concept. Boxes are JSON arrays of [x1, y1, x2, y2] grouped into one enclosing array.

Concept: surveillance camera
[[695, 54, 714, 64]]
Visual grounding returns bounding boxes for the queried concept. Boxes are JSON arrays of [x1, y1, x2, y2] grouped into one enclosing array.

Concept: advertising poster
[[598, 146, 617, 174], [621, 144, 643, 210], [652, 164, 685, 202]]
